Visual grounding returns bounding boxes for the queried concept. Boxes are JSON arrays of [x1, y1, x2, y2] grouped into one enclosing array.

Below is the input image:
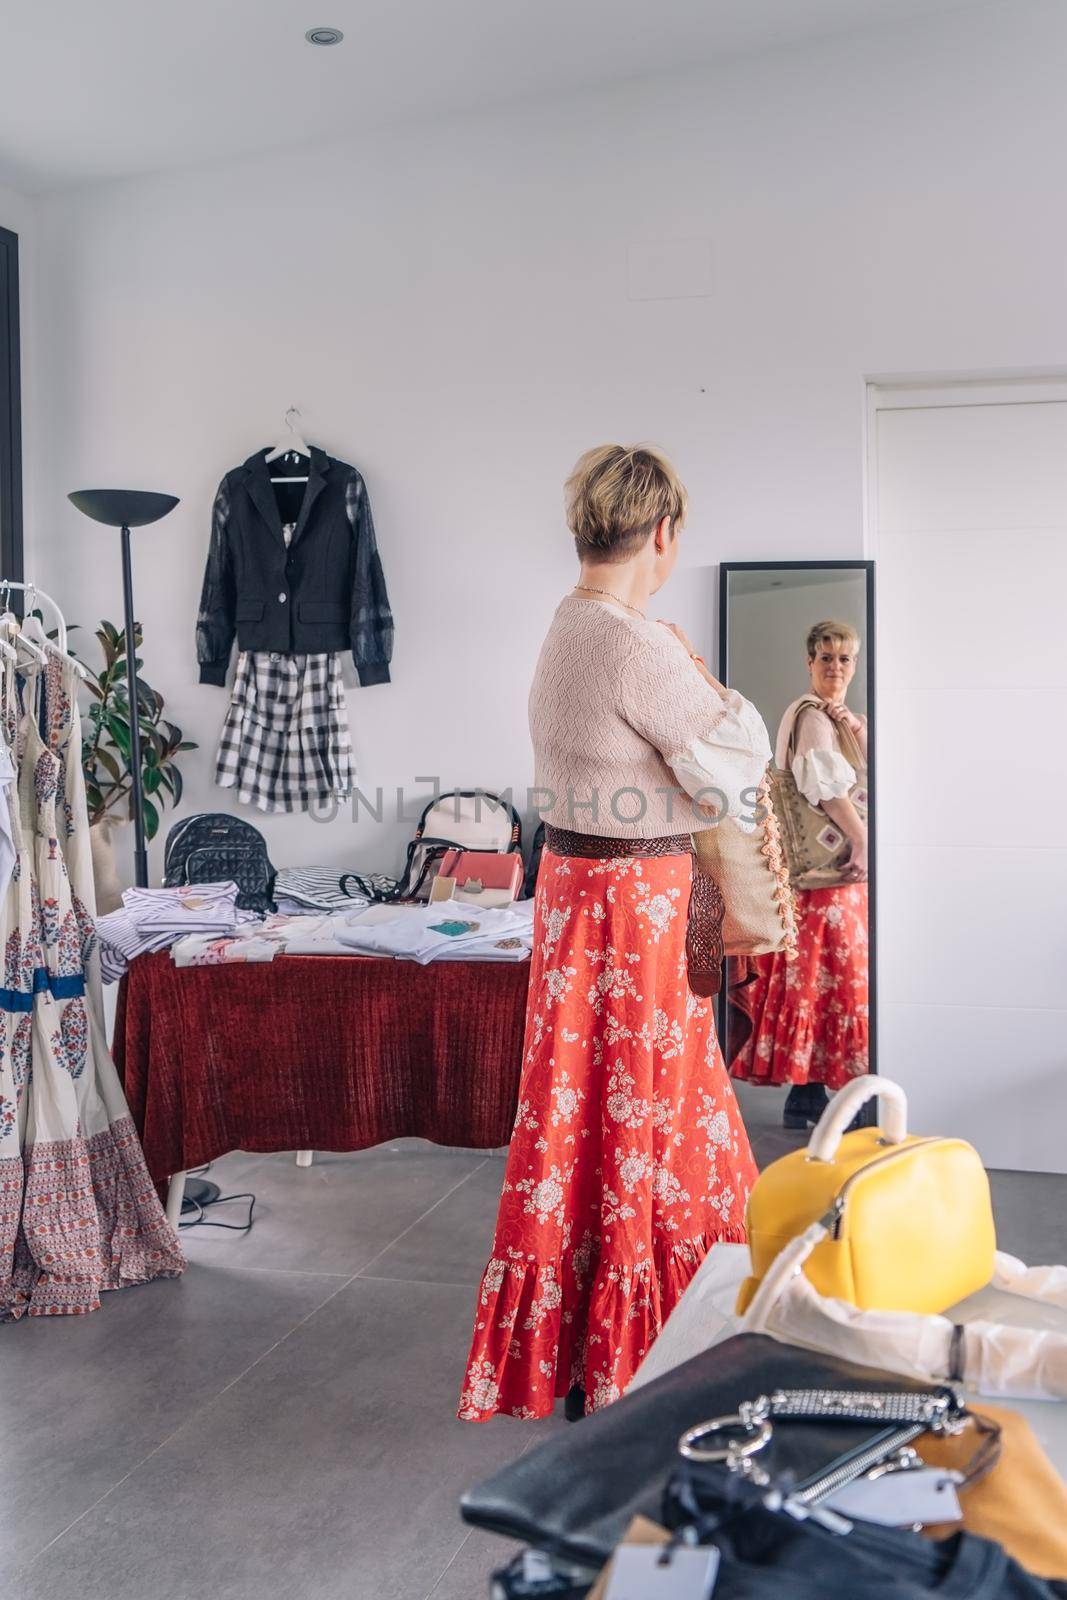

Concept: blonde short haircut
[[806, 619, 861, 660], [565, 444, 688, 563]]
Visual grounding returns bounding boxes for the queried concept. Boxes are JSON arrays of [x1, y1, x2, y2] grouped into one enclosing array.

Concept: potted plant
[[82, 620, 196, 910]]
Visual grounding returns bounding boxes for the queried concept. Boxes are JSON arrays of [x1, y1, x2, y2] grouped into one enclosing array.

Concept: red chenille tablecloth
[[114, 950, 530, 1188]]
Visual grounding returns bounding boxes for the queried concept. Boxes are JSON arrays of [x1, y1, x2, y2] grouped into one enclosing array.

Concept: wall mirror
[[719, 560, 876, 1134]]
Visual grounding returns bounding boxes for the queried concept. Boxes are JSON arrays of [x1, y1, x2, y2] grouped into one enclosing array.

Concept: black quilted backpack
[[163, 813, 277, 913]]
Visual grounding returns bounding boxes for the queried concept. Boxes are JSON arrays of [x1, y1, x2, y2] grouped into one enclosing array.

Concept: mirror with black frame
[[719, 561, 876, 1137]]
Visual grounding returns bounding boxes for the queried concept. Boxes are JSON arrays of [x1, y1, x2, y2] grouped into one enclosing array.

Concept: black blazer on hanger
[[196, 446, 394, 686]]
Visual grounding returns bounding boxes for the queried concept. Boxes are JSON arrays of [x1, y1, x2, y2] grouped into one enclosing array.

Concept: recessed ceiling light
[[306, 26, 344, 45]]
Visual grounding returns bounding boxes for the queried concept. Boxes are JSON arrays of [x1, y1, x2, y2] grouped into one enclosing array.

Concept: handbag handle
[[785, 695, 864, 774], [806, 1075, 908, 1163]]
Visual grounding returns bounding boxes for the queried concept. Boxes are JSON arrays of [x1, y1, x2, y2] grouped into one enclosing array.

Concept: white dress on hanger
[[0, 653, 184, 1318]]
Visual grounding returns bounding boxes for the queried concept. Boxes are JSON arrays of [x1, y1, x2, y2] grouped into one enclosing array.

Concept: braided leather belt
[[544, 826, 693, 859], [542, 826, 725, 998]]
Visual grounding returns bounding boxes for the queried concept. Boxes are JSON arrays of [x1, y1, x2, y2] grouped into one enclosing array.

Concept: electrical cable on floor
[[178, 1163, 258, 1233], [178, 1191, 257, 1232]]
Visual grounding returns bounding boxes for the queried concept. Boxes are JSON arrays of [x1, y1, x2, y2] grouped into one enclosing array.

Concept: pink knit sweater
[[529, 596, 744, 838]]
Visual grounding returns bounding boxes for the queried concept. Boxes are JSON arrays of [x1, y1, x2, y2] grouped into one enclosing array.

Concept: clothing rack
[[0, 579, 89, 677]]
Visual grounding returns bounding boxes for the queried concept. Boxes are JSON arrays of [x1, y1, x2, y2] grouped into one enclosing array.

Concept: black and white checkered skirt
[[215, 652, 355, 813]]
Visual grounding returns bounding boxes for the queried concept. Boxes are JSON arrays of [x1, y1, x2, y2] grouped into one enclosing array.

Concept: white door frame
[[863, 373, 1067, 1169], [864, 375, 1067, 560]]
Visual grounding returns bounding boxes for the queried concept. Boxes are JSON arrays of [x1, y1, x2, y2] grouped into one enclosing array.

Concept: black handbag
[[162, 812, 276, 913], [461, 1335, 969, 1571]]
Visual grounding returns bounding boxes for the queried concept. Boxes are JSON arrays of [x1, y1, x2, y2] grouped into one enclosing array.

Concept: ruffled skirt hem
[[730, 996, 869, 1089], [0, 1115, 185, 1319], [459, 1225, 749, 1421]]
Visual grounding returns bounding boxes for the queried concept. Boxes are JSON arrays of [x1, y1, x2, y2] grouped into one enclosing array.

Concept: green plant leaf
[[158, 766, 183, 807], [96, 747, 122, 783], [141, 795, 160, 840], [106, 713, 131, 759], [115, 625, 144, 658], [82, 615, 194, 826]]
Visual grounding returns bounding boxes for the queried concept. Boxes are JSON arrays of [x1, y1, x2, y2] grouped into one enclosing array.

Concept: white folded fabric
[[171, 913, 355, 966], [332, 900, 535, 964], [124, 881, 241, 929], [97, 880, 242, 980], [740, 1224, 1067, 1403], [168, 901, 537, 968]]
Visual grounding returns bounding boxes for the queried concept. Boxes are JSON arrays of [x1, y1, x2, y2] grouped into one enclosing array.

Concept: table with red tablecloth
[[114, 949, 530, 1210]]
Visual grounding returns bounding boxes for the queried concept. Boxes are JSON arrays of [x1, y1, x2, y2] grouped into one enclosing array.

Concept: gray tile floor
[[3, 1087, 1063, 1598]]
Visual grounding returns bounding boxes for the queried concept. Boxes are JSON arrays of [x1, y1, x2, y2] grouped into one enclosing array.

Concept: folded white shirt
[[169, 903, 537, 967], [333, 901, 535, 965], [98, 880, 242, 980], [124, 881, 241, 929]]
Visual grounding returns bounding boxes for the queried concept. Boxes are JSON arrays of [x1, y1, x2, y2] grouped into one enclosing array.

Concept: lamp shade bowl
[[68, 489, 179, 528]]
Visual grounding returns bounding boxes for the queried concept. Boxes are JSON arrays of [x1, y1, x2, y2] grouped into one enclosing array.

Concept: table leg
[[295, 1150, 314, 1168], [165, 1171, 187, 1232]]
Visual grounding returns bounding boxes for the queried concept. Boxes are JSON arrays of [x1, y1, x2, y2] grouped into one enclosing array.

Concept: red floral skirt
[[458, 850, 757, 1421], [729, 883, 868, 1088]]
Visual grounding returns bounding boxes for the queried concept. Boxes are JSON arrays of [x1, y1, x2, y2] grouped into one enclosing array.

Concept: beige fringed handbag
[[692, 771, 798, 957]]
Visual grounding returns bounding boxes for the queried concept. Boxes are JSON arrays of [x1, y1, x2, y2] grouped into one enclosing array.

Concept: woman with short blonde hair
[[730, 618, 869, 1126], [459, 445, 768, 1422]]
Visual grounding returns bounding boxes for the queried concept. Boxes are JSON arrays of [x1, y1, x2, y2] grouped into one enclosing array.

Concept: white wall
[[872, 383, 1067, 1172], [26, 0, 1067, 899], [727, 574, 869, 741]]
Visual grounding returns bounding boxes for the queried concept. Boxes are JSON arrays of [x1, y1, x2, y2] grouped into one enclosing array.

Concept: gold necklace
[[573, 584, 646, 620]]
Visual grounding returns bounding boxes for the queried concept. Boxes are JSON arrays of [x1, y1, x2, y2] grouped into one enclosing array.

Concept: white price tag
[[826, 1467, 963, 1527], [604, 1543, 719, 1600]]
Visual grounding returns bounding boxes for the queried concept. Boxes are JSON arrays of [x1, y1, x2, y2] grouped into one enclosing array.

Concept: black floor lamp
[[68, 489, 179, 889], [67, 488, 222, 1220]]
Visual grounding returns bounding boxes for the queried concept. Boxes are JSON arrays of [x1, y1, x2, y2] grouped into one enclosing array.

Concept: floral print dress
[[0, 655, 183, 1317], [729, 882, 869, 1087], [459, 849, 757, 1421]]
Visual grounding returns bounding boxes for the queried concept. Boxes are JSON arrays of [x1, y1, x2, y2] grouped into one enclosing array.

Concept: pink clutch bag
[[434, 850, 524, 907]]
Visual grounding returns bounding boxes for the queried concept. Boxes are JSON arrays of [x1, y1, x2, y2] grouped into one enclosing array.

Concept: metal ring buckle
[[678, 1412, 773, 1464]]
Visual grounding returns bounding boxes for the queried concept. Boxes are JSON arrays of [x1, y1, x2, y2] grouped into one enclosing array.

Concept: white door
[[869, 379, 1067, 1172]]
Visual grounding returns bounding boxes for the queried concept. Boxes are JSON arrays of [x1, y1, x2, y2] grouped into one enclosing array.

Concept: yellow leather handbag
[[736, 1076, 997, 1316]]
